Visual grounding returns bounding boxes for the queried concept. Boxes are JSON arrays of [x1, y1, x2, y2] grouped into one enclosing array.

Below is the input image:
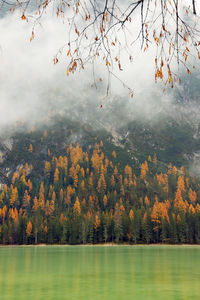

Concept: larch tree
[[188, 188, 197, 204], [74, 196, 81, 216], [1, 0, 200, 95], [26, 220, 32, 236]]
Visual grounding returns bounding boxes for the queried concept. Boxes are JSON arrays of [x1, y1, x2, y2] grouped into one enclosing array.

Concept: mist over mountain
[[0, 4, 200, 180]]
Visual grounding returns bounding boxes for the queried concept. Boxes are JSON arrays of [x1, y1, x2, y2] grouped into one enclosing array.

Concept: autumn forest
[[0, 138, 200, 245]]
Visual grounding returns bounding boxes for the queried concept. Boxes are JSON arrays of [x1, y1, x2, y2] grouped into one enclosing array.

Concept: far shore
[[0, 243, 200, 248]]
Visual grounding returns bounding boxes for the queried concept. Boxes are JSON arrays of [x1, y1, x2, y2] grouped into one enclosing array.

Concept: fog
[[0, 1, 199, 134]]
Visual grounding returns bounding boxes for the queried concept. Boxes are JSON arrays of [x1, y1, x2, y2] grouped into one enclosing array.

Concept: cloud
[[0, 2, 199, 135]]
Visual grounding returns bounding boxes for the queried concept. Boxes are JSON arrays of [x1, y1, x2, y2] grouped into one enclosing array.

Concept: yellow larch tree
[[29, 144, 33, 153], [10, 186, 18, 206], [33, 196, 39, 212], [114, 166, 118, 178], [54, 168, 59, 183], [172, 166, 177, 176], [110, 175, 115, 188], [39, 182, 45, 209], [151, 199, 169, 232], [125, 165, 132, 180], [74, 197, 81, 216], [177, 176, 185, 192], [27, 179, 32, 193], [59, 188, 64, 203], [26, 221, 32, 236], [97, 174, 106, 194], [129, 209, 134, 221], [94, 215, 101, 230], [189, 204, 195, 215], [66, 185, 75, 205], [174, 188, 188, 213], [144, 195, 150, 207], [103, 194, 108, 207], [140, 161, 149, 179], [112, 151, 117, 159], [124, 177, 128, 187], [188, 188, 197, 204]]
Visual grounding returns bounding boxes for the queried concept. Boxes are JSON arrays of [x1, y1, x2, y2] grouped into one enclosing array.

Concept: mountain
[[0, 74, 199, 245], [0, 73, 200, 185], [0, 122, 199, 245]]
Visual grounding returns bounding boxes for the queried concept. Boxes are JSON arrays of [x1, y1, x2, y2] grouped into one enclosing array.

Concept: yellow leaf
[[30, 31, 34, 42], [21, 14, 26, 20], [53, 58, 58, 65], [67, 69, 69, 76], [186, 47, 190, 52]]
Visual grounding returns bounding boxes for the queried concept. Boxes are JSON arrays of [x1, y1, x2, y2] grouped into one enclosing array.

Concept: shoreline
[[0, 243, 200, 248]]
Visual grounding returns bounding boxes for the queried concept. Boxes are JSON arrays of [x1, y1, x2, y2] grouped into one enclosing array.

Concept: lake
[[0, 245, 199, 300]]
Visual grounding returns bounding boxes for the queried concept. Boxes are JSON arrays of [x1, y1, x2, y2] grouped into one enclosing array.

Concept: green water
[[0, 245, 199, 300]]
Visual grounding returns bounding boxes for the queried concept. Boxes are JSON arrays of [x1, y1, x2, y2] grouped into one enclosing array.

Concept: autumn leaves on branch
[[1, 0, 200, 95]]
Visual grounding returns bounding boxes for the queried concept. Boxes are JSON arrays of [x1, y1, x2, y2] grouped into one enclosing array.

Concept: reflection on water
[[0, 245, 200, 300]]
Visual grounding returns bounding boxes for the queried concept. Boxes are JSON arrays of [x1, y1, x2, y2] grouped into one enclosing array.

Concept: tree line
[[0, 141, 200, 244]]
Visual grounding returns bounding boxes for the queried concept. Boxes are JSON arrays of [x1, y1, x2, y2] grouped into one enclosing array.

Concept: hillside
[[0, 123, 200, 244]]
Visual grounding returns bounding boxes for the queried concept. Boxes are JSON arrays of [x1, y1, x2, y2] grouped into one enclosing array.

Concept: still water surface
[[0, 245, 199, 300]]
